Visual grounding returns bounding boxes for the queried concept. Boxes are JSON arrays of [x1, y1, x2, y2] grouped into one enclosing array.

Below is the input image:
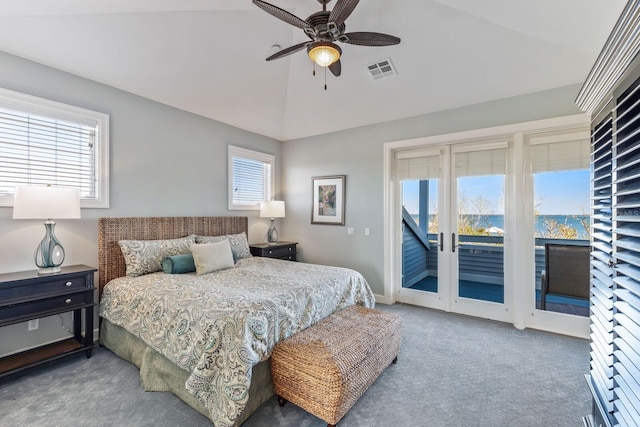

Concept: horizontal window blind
[[610, 74, 640, 427], [590, 112, 615, 423], [395, 153, 440, 180], [531, 137, 590, 173], [0, 108, 97, 199], [455, 147, 506, 177], [232, 156, 271, 204], [228, 145, 274, 210]]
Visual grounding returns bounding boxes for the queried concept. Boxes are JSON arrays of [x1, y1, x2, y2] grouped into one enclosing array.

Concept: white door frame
[[383, 114, 591, 338]]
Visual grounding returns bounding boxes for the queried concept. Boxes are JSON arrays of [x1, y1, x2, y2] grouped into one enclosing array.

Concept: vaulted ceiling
[[0, 0, 627, 140]]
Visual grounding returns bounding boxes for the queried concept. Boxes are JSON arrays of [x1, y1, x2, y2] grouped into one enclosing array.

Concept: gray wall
[[281, 84, 585, 296], [0, 51, 281, 356]]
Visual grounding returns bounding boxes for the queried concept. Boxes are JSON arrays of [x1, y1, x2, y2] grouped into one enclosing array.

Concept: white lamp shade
[[13, 186, 81, 219], [260, 200, 285, 218]]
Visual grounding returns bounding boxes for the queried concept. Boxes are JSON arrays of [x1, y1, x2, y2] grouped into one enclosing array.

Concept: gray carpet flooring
[[0, 303, 591, 426]]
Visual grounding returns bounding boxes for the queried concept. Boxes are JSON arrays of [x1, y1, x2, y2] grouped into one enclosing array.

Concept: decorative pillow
[[190, 240, 235, 275], [119, 235, 196, 277], [226, 232, 252, 260], [162, 254, 196, 274], [195, 232, 252, 262]]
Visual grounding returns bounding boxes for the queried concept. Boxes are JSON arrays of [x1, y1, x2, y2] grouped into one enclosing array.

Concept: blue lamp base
[[35, 220, 65, 275]]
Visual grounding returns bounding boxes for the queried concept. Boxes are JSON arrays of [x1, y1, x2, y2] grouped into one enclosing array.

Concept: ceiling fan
[[253, 0, 401, 77]]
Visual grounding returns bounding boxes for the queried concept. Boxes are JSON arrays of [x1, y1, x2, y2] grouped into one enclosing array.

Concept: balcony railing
[[417, 234, 589, 289], [402, 216, 589, 315]]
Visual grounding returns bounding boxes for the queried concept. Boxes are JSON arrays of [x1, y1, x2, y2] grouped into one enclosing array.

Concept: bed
[[97, 216, 374, 427]]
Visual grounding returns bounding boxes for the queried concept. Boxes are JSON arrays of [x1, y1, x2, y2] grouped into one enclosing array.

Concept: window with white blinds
[[228, 145, 274, 210], [0, 87, 109, 208]]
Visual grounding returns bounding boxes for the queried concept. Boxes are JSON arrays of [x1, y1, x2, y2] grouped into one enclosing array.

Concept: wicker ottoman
[[271, 305, 403, 427]]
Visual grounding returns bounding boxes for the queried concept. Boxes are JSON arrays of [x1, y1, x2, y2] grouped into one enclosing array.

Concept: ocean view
[[413, 214, 590, 239]]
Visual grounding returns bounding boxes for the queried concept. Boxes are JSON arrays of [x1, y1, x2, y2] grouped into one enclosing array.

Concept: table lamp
[[13, 185, 81, 274], [260, 200, 285, 245]]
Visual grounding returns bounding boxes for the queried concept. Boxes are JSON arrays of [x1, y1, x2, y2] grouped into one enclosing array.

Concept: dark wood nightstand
[[0, 264, 97, 378], [250, 242, 297, 261]]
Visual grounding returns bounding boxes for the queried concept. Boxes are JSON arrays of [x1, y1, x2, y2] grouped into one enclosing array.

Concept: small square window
[[228, 145, 274, 210]]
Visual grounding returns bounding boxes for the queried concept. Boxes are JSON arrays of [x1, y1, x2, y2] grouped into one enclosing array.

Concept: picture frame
[[311, 175, 346, 225]]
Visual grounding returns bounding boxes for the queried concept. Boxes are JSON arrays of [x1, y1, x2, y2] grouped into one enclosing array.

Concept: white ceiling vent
[[367, 58, 398, 80]]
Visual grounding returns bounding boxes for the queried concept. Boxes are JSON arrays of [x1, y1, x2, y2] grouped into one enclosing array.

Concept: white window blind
[[0, 87, 109, 208], [454, 147, 506, 177], [395, 150, 440, 181], [530, 134, 590, 173], [228, 145, 274, 210]]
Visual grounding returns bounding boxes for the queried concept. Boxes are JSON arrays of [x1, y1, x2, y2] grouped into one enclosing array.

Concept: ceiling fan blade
[[253, 0, 308, 29], [266, 42, 310, 61], [341, 32, 401, 46], [329, 59, 341, 77], [328, 0, 360, 25]]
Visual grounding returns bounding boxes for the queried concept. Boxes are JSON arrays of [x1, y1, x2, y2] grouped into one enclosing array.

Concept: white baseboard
[[374, 293, 394, 305]]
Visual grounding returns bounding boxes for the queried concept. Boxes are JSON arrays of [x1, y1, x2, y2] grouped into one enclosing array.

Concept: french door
[[395, 142, 511, 322]]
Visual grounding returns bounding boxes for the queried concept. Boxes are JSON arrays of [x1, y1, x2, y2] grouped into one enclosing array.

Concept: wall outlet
[[347, 227, 355, 235], [28, 319, 39, 331]]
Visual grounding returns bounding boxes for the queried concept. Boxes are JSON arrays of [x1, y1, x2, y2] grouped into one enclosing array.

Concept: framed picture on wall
[[311, 175, 346, 225]]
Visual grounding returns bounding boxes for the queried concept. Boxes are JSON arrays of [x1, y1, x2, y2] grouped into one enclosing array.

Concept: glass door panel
[[452, 146, 508, 319], [402, 179, 439, 293], [456, 174, 505, 303], [395, 148, 450, 310]]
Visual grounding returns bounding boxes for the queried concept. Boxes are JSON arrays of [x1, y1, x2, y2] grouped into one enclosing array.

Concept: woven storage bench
[[271, 305, 403, 427]]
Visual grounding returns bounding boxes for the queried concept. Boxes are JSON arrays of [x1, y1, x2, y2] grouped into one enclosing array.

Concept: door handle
[[439, 232, 444, 252], [452, 233, 457, 253]]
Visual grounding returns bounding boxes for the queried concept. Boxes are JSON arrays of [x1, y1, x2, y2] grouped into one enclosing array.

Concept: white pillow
[[190, 240, 235, 275], [195, 232, 252, 262]]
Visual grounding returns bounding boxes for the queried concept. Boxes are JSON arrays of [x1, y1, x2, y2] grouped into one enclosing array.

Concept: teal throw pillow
[[162, 254, 196, 274]]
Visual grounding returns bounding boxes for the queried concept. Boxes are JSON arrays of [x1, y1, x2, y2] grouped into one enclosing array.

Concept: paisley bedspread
[[99, 257, 375, 426]]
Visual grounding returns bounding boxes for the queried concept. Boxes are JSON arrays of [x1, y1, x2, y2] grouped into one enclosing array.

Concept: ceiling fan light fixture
[[308, 42, 341, 67]]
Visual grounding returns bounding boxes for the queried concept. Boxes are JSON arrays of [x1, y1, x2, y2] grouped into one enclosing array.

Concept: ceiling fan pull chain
[[324, 66, 328, 91]]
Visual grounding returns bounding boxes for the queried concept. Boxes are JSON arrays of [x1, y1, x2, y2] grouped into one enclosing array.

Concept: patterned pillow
[[195, 232, 252, 262], [119, 235, 196, 277]]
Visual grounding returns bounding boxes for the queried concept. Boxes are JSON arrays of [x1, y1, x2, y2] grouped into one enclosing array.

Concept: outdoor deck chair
[[541, 243, 591, 310]]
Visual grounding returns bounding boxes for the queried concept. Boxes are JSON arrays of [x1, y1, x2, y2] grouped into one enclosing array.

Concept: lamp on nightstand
[[260, 200, 285, 245], [13, 185, 81, 274]]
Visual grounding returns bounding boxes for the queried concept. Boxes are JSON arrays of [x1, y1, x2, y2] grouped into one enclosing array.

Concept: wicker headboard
[[97, 216, 248, 299]]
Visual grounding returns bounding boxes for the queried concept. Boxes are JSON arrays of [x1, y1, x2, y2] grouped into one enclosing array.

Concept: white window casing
[[0, 87, 109, 208]]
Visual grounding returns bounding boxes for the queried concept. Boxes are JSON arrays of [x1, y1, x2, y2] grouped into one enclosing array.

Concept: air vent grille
[[367, 58, 398, 80]]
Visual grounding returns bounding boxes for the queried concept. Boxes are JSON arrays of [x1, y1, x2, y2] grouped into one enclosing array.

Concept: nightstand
[[250, 242, 297, 261], [0, 264, 97, 378]]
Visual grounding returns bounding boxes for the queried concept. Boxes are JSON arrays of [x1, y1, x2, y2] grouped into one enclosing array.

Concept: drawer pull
[[268, 250, 273, 254], [65, 281, 72, 287], [288, 247, 292, 251], [65, 298, 72, 304]]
